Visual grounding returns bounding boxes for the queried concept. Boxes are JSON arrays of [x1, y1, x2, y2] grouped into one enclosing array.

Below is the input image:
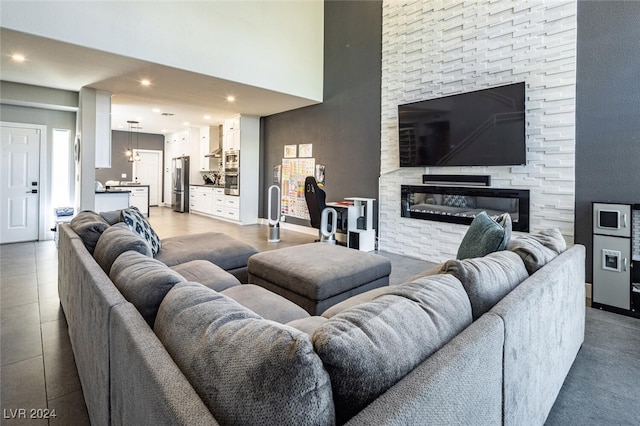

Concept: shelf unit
[[592, 202, 640, 318]]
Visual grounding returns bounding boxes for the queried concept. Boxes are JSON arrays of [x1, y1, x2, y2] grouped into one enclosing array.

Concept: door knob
[[26, 189, 38, 193]]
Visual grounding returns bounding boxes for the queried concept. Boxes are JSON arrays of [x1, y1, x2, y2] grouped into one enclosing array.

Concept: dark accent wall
[[95, 130, 164, 183], [260, 0, 382, 228], [576, 1, 640, 282]]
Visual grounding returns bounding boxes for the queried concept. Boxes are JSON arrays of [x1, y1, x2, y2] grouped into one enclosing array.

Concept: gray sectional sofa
[[58, 210, 585, 426]]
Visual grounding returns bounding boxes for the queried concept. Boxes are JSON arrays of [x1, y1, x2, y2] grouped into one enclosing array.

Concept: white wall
[[0, 1, 323, 102], [379, 0, 577, 262]]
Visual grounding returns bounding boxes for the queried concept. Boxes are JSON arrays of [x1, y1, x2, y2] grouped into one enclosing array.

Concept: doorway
[[0, 123, 43, 243], [132, 149, 163, 206]]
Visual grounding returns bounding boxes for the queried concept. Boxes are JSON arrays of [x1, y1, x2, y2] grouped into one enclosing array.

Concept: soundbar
[[422, 174, 491, 186]]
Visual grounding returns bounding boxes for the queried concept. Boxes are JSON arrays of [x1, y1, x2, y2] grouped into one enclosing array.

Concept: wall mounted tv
[[398, 82, 526, 167]]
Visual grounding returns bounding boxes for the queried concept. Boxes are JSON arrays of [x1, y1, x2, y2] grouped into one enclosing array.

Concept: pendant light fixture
[[126, 120, 140, 162]]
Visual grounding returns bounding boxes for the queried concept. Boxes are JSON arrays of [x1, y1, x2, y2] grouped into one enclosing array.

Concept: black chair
[[304, 176, 327, 240]]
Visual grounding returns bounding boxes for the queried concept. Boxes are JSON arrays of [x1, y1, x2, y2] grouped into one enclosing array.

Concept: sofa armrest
[[490, 245, 586, 426], [345, 313, 504, 425], [110, 303, 219, 426]]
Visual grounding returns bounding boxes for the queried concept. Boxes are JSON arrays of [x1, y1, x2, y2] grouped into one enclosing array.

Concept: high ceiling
[[0, 28, 319, 135]]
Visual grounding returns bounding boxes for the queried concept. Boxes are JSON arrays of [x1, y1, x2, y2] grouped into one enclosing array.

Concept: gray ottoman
[[248, 243, 392, 315]]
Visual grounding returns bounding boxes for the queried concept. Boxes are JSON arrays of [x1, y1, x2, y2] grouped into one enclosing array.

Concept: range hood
[[204, 147, 222, 158]]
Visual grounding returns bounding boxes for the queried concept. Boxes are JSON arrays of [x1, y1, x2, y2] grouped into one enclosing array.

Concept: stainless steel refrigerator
[[171, 156, 190, 212]]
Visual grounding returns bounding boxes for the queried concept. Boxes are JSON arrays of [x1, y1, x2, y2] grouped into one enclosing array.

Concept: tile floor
[[0, 207, 435, 425]]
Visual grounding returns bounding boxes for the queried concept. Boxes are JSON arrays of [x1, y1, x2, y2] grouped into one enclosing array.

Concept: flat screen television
[[398, 82, 526, 167]]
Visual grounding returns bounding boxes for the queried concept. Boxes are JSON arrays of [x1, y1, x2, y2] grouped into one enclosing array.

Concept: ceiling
[[0, 28, 319, 135]]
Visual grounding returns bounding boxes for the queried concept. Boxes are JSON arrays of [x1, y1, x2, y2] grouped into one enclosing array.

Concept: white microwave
[[597, 209, 621, 230]]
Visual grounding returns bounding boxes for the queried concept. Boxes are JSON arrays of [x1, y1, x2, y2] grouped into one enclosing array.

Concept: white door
[[0, 126, 40, 243], [133, 149, 162, 206]]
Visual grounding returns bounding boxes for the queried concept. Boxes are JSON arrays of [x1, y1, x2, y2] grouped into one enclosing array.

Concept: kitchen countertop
[[190, 184, 225, 188], [96, 189, 131, 193]]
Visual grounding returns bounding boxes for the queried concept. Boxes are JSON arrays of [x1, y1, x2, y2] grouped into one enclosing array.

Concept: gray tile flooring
[[1, 207, 638, 425]]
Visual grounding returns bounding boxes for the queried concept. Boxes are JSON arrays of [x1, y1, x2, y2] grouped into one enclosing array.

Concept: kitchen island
[[95, 190, 130, 213]]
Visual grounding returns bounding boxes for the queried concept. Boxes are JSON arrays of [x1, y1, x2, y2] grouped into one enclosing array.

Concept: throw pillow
[[312, 274, 471, 424], [507, 228, 566, 274], [155, 282, 334, 426], [69, 210, 110, 254], [457, 211, 506, 260], [442, 250, 529, 320], [121, 207, 161, 255], [93, 222, 153, 274], [110, 250, 186, 327], [493, 212, 513, 249]]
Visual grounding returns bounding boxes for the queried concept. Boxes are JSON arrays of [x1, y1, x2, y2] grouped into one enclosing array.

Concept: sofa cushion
[[110, 251, 186, 327], [70, 210, 110, 254], [442, 250, 529, 320], [155, 232, 258, 270], [154, 282, 334, 426], [220, 284, 310, 324], [93, 222, 153, 274], [121, 207, 161, 255], [286, 316, 329, 335], [99, 209, 122, 225], [507, 228, 566, 274], [457, 211, 509, 260], [312, 274, 472, 424], [169, 260, 240, 292]]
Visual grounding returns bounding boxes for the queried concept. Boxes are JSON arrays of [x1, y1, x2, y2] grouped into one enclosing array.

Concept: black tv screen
[[398, 82, 526, 167]]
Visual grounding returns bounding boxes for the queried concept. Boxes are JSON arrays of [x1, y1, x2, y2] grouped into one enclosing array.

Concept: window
[[51, 129, 72, 208]]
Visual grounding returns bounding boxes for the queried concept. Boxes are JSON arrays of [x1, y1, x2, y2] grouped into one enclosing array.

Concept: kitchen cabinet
[[223, 130, 241, 152], [199, 127, 211, 171], [189, 186, 198, 212], [213, 188, 225, 217], [190, 186, 216, 216], [223, 195, 240, 221], [109, 185, 149, 216], [220, 115, 259, 224]]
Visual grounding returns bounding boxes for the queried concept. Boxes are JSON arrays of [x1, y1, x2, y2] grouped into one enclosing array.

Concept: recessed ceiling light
[[226, 95, 236, 102], [152, 108, 161, 113], [140, 79, 152, 87], [11, 54, 26, 62], [161, 129, 168, 133], [204, 115, 211, 120], [183, 122, 190, 126]]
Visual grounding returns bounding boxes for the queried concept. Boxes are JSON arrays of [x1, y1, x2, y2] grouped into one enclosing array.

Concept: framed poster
[[284, 144, 297, 158], [280, 158, 315, 220], [298, 143, 312, 158]]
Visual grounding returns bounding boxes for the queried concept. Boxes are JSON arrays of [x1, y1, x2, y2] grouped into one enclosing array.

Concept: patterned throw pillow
[[121, 207, 161, 255]]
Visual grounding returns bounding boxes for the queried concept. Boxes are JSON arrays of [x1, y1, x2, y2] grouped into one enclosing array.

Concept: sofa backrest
[[154, 282, 335, 426], [312, 274, 473, 424], [345, 311, 505, 426], [110, 250, 186, 327], [93, 222, 153, 274], [441, 250, 529, 320]]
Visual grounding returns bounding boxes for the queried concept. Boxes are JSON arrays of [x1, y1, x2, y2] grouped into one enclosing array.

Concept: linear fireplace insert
[[401, 185, 530, 232]]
